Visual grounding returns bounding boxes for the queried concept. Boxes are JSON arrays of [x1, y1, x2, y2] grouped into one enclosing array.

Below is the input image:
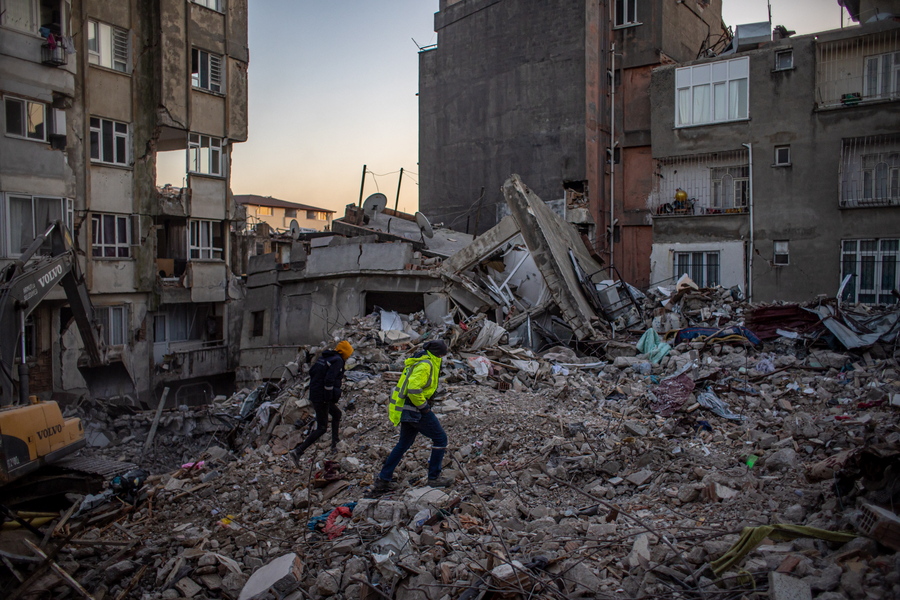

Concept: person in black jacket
[[289, 340, 354, 466]]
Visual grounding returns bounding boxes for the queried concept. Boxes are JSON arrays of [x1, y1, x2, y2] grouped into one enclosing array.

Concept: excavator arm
[[0, 222, 105, 406]]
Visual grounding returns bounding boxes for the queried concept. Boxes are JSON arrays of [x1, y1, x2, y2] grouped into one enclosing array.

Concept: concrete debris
[[2, 180, 900, 600]]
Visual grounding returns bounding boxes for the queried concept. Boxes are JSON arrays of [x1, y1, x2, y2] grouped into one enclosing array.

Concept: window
[[189, 219, 223, 260], [614, 0, 637, 27], [861, 153, 900, 202], [90, 117, 128, 166], [710, 165, 749, 210], [192, 0, 222, 11], [306, 210, 327, 220], [3, 194, 72, 256], [91, 213, 130, 258], [774, 145, 791, 166], [188, 133, 223, 176], [251, 311, 264, 337], [191, 49, 223, 93], [773, 241, 789, 266], [674, 251, 720, 288], [87, 20, 129, 73], [774, 49, 793, 71], [1, 0, 36, 33], [676, 57, 749, 127], [841, 239, 899, 304], [863, 51, 900, 100], [284, 208, 297, 218], [95, 305, 127, 346], [4, 96, 46, 141], [257, 206, 272, 216], [841, 136, 900, 207]]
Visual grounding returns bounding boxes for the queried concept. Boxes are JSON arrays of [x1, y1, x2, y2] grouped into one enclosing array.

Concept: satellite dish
[[362, 193, 387, 218], [289, 220, 302, 240], [415, 211, 434, 239]]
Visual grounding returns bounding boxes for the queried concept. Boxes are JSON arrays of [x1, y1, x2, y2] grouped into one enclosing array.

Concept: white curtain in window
[[728, 79, 747, 119], [693, 84, 710, 125], [9, 196, 33, 254], [677, 88, 691, 125]]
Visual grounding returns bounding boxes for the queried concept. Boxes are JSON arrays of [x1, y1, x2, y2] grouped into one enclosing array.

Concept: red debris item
[[834, 415, 852, 421], [323, 506, 352, 539], [649, 373, 696, 417], [857, 399, 886, 409]]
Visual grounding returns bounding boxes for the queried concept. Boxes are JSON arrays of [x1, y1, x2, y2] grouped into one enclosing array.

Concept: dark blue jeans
[[378, 411, 448, 481]]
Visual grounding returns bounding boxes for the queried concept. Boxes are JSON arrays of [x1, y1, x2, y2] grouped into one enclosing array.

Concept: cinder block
[[768, 572, 812, 600]]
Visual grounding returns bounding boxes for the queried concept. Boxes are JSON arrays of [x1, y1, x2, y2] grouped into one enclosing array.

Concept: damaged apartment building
[[0, 0, 248, 405], [647, 9, 900, 303], [418, 0, 729, 288]]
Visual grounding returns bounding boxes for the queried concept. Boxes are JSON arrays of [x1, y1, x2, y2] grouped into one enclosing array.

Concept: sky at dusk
[[229, 0, 851, 218]]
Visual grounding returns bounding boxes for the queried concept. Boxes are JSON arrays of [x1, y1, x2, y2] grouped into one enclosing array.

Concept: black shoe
[[288, 448, 303, 468], [427, 476, 453, 488], [372, 478, 397, 493]]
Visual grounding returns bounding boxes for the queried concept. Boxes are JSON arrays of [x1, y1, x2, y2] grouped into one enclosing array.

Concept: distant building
[[234, 194, 335, 233], [419, 0, 728, 287], [648, 19, 900, 303]]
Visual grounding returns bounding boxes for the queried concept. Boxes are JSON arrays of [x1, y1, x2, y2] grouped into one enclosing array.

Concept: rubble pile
[[2, 291, 900, 600]]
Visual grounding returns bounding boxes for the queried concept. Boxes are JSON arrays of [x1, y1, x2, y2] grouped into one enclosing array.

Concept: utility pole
[[394, 167, 404, 212], [357, 164, 367, 208]]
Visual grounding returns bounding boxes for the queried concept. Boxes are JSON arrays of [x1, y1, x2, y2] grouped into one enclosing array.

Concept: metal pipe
[[743, 142, 754, 301], [610, 41, 616, 268], [18, 311, 29, 404], [357, 164, 367, 208], [394, 167, 404, 211]]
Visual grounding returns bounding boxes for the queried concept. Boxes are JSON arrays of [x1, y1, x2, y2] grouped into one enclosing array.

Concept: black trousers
[[293, 402, 341, 454]]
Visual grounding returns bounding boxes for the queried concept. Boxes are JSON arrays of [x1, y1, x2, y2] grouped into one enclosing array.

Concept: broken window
[[88, 20, 129, 73], [614, 0, 637, 27], [90, 117, 129, 166], [95, 305, 128, 346], [188, 133, 223, 176], [675, 57, 749, 127], [91, 213, 131, 258], [863, 51, 900, 100], [251, 311, 264, 338], [674, 251, 720, 288], [841, 239, 899, 304], [189, 219, 223, 260], [840, 134, 900, 207], [191, 48, 224, 93]]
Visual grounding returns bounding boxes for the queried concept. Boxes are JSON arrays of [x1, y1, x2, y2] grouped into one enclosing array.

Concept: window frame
[[89, 117, 129, 166], [191, 48, 224, 94], [675, 56, 750, 128], [773, 240, 790, 266], [95, 304, 128, 346], [91, 213, 131, 258], [674, 251, 720, 288], [188, 133, 224, 176], [774, 49, 793, 71], [188, 219, 223, 260], [2, 193, 73, 257], [3, 95, 48, 142], [257, 206, 273, 216], [87, 19, 129, 73], [863, 51, 900, 100], [774, 145, 791, 166], [710, 165, 749, 210], [614, 0, 638, 28], [192, 0, 223, 12], [841, 239, 899, 305]]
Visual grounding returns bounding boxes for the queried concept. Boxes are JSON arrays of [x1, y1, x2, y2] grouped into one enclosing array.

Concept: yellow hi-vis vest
[[387, 353, 442, 426]]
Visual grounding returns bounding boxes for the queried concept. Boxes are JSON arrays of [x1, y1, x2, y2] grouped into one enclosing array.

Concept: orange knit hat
[[335, 340, 354, 361]]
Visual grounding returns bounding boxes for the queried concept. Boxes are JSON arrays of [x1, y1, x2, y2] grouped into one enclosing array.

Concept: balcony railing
[[41, 43, 67, 66]]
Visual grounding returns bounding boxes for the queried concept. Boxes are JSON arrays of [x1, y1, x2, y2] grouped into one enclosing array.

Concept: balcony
[[840, 134, 900, 208], [816, 29, 900, 109], [154, 341, 228, 380], [651, 150, 751, 218]]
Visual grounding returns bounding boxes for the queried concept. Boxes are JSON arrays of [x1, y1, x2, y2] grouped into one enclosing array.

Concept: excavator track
[[0, 457, 137, 508]]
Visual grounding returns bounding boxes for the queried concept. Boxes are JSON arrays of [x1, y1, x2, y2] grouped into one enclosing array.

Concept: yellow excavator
[[0, 222, 132, 501]]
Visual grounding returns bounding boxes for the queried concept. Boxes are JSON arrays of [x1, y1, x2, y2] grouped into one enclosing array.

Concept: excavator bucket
[[77, 361, 138, 404]]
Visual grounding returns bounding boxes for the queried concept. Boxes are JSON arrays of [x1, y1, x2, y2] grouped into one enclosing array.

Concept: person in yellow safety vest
[[373, 339, 452, 492]]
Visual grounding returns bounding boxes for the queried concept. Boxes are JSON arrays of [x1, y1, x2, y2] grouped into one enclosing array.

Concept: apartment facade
[[0, 0, 248, 405], [234, 194, 335, 233], [648, 19, 900, 303], [418, 0, 727, 287]]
